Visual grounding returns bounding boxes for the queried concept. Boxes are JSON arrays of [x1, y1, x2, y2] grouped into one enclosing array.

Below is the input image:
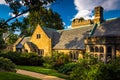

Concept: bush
[[70, 56, 120, 80], [52, 51, 70, 67], [43, 56, 54, 68], [58, 62, 77, 75], [0, 51, 44, 66], [43, 51, 70, 69], [0, 57, 16, 72]]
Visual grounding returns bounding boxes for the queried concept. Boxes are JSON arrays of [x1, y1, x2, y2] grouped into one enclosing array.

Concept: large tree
[[4, 0, 64, 36], [0, 18, 8, 49], [4, 0, 56, 24]]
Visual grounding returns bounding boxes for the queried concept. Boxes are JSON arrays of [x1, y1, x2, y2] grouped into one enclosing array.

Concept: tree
[[4, 0, 56, 25], [0, 18, 8, 50], [28, 8, 64, 30], [6, 33, 18, 44], [4, 0, 64, 36]]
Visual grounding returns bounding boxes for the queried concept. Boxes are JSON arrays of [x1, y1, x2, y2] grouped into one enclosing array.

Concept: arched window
[[100, 47, 104, 53], [95, 47, 99, 52], [90, 47, 94, 52]]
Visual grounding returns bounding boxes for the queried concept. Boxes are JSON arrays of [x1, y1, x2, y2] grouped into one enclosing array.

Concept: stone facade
[[84, 37, 119, 62], [30, 25, 52, 56], [13, 6, 120, 62], [72, 6, 104, 28]]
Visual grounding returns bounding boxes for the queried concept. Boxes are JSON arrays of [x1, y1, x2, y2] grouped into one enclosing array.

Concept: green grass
[[17, 65, 68, 79], [0, 72, 40, 80]]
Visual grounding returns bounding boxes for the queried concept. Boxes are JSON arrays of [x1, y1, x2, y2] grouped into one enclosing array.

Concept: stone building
[[84, 18, 120, 62], [13, 6, 120, 61]]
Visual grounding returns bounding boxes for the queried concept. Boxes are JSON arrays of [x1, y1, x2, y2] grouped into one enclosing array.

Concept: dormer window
[[37, 34, 41, 39]]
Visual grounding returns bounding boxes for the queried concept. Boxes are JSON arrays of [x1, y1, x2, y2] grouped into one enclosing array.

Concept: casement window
[[69, 51, 79, 60], [100, 47, 104, 53], [90, 46, 94, 52], [38, 49, 44, 56], [95, 47, 99, 52], [36, 34, 41, 39]]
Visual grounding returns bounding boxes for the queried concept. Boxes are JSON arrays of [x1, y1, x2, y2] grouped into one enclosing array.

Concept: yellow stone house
[[13, 6, 120, 61]]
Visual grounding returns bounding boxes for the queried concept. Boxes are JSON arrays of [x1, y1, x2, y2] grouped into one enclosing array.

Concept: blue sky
[[0, 0, 120, 28]]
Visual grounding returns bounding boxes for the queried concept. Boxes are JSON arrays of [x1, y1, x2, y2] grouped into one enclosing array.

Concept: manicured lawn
[[17, 65, 68, 79], [0, 72, 40, 80]]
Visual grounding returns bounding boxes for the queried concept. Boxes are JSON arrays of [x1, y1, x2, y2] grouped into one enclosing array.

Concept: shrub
[[0, 57, 16, 72], [43, 56, 54, 68], [0, 51, 44, 66], [43, 51, 70, 69], [52, 51, 70, 67], [58, 62, 77, 75], [70, 56, 120, 80]]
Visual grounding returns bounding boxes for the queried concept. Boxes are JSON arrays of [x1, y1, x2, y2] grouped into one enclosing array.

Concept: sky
[[0, 0, 120, 28]]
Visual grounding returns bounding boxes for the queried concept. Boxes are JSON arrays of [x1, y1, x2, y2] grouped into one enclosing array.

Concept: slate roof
[[16, 37, 31, 48], [53, 25, 93, 49], [43, 27, 60, 46], [25, 42, 37, 52], [92, 18, 120, 37]]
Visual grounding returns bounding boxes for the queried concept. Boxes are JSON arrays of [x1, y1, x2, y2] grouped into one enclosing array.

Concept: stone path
[[17, 69, 65, 80]]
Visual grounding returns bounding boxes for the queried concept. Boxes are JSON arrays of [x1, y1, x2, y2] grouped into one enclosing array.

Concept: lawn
[[0, 72, 40, 80], [17, 65, 68, 79]]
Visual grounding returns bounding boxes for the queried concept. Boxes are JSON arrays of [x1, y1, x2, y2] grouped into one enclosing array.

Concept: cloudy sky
[[0, 0, 120, 28]]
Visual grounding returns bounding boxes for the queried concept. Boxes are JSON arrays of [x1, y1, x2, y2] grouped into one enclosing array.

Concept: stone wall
[[30, 25, 52, 56]]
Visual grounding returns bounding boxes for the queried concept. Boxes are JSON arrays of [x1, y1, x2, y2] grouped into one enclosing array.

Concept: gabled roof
[[92, 18, 120, 37], [25, 42, 37, 52], [53, 25, 93, 49], [42, 27, 60, 46], [16, 37, 31, 48]]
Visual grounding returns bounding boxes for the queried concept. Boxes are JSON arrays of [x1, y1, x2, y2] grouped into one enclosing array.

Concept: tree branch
[[3, 9, 30, 25]]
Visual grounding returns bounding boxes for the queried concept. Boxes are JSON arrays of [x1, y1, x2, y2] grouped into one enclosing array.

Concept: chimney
[[94, 6, 104, 24]]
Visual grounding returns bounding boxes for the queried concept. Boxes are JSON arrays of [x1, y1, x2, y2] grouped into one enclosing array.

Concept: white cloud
[[9, 12, 29, 18], [9, 13, 15, 17], [73, 0, 120, 20], [66, 25, 71, 29], [0, 0, 7, 5]]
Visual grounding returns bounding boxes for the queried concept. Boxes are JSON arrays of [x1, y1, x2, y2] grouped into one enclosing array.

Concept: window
[[69, 51, 79, 61], [38, 49, 44, 56], [36, 34, 41, 39], [90, 46, 94, 52], [107, 47, 112, 53], [95, 47, 99, 52], [100, 47, 104, 53], [107, 46, 112, 58]]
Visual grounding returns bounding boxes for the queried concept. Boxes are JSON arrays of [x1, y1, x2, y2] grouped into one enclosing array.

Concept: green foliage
[[17, 65, 68, 79], [52, 51, 70, 67], [43, 56, 54, 68], [70, 55, 120, 80], [0, 51, 44, 66], [28, 8, 64, 30], [58, 63, 77, 75], [0, 72, 40, 80], [0, 18, 8, 50], [42, 51, 70, 69], [6, 33, 18, 44], [5, 0, 55, 16], [0, 57, 16, 72]]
